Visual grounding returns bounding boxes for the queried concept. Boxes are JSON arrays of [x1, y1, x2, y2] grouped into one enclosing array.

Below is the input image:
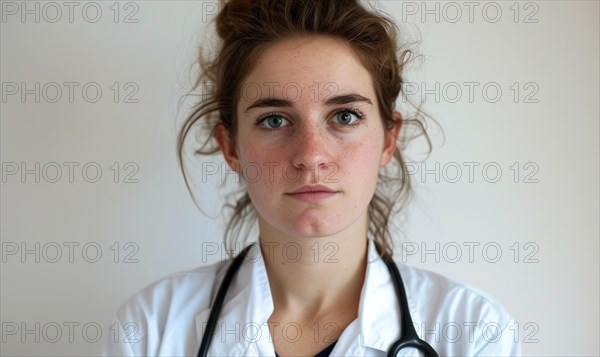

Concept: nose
[[289, 121, 331, 173]]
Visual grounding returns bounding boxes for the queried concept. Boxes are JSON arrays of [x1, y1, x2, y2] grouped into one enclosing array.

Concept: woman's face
[[217, 35, 400, 238]]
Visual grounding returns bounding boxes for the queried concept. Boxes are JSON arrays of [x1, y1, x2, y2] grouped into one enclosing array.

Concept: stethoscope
[[197, 243, 438, 357]]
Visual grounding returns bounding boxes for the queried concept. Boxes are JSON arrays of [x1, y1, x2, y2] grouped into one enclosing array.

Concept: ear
[[214, 123, 241, 172], [379, 111, 402, 167]]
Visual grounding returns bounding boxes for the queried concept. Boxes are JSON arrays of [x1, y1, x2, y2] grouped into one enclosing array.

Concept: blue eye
[[258, 114, 290, 129], [333, 110, 362, 125]]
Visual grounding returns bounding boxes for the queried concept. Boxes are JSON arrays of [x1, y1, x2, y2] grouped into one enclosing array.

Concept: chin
[[280, 216, 348, 239], [285, 227, 338, 239], [258, 205, 363, 239]]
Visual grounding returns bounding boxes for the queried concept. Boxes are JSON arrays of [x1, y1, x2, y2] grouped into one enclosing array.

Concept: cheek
[[238, 141, 276, 166], [342, 130, 384, 166], [340, 137, 384, 193], [236, 144, 286, 205], [347, 146, 382, 184]]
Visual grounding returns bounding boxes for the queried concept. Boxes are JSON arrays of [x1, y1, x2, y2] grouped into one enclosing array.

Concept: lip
[[285, 184, 339, 202], [287, 184, 336, 194]]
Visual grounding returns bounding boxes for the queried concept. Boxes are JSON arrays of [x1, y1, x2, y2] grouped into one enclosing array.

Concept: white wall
[[1, 1, 598, 355]]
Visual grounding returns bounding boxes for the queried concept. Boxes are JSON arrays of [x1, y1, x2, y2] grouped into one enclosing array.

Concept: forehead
[[240, 35, 375, 101]]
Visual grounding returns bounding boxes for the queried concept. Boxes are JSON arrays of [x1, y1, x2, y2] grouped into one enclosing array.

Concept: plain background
[[1, 0, 598, 355]]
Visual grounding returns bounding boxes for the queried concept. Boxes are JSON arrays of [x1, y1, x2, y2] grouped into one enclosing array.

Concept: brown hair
[[177, 0, 435, 260]]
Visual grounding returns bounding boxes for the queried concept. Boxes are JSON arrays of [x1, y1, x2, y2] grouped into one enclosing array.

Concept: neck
[[258, 215, 369, 319]]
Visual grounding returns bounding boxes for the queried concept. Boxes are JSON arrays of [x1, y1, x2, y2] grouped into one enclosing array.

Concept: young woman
[[104, 0, 520, 356]]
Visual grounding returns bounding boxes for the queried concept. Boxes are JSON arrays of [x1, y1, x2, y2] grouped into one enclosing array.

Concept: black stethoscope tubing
[[197, 243, 438, 357]]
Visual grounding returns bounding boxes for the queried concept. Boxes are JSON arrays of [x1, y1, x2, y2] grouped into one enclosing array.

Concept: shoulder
[[398, 262, 509, 320], [116, 260, 229, 322], [396, 262, 521, 355], [135, 261, 226, 300], [103, 260, 231, 356]]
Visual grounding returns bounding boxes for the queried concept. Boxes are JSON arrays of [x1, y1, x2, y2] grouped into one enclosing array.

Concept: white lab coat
[[102, 239, 520, 356]]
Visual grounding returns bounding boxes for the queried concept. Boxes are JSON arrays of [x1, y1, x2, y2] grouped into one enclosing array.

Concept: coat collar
[[194, 243, 275, 356], [194, 239, 421, 356]]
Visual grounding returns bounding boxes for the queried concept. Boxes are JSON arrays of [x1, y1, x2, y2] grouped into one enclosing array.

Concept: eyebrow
[[244, 93, 373, 112]]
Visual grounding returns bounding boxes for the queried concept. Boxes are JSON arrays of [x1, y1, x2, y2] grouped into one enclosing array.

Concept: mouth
[[285, 184, 339, 202]]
